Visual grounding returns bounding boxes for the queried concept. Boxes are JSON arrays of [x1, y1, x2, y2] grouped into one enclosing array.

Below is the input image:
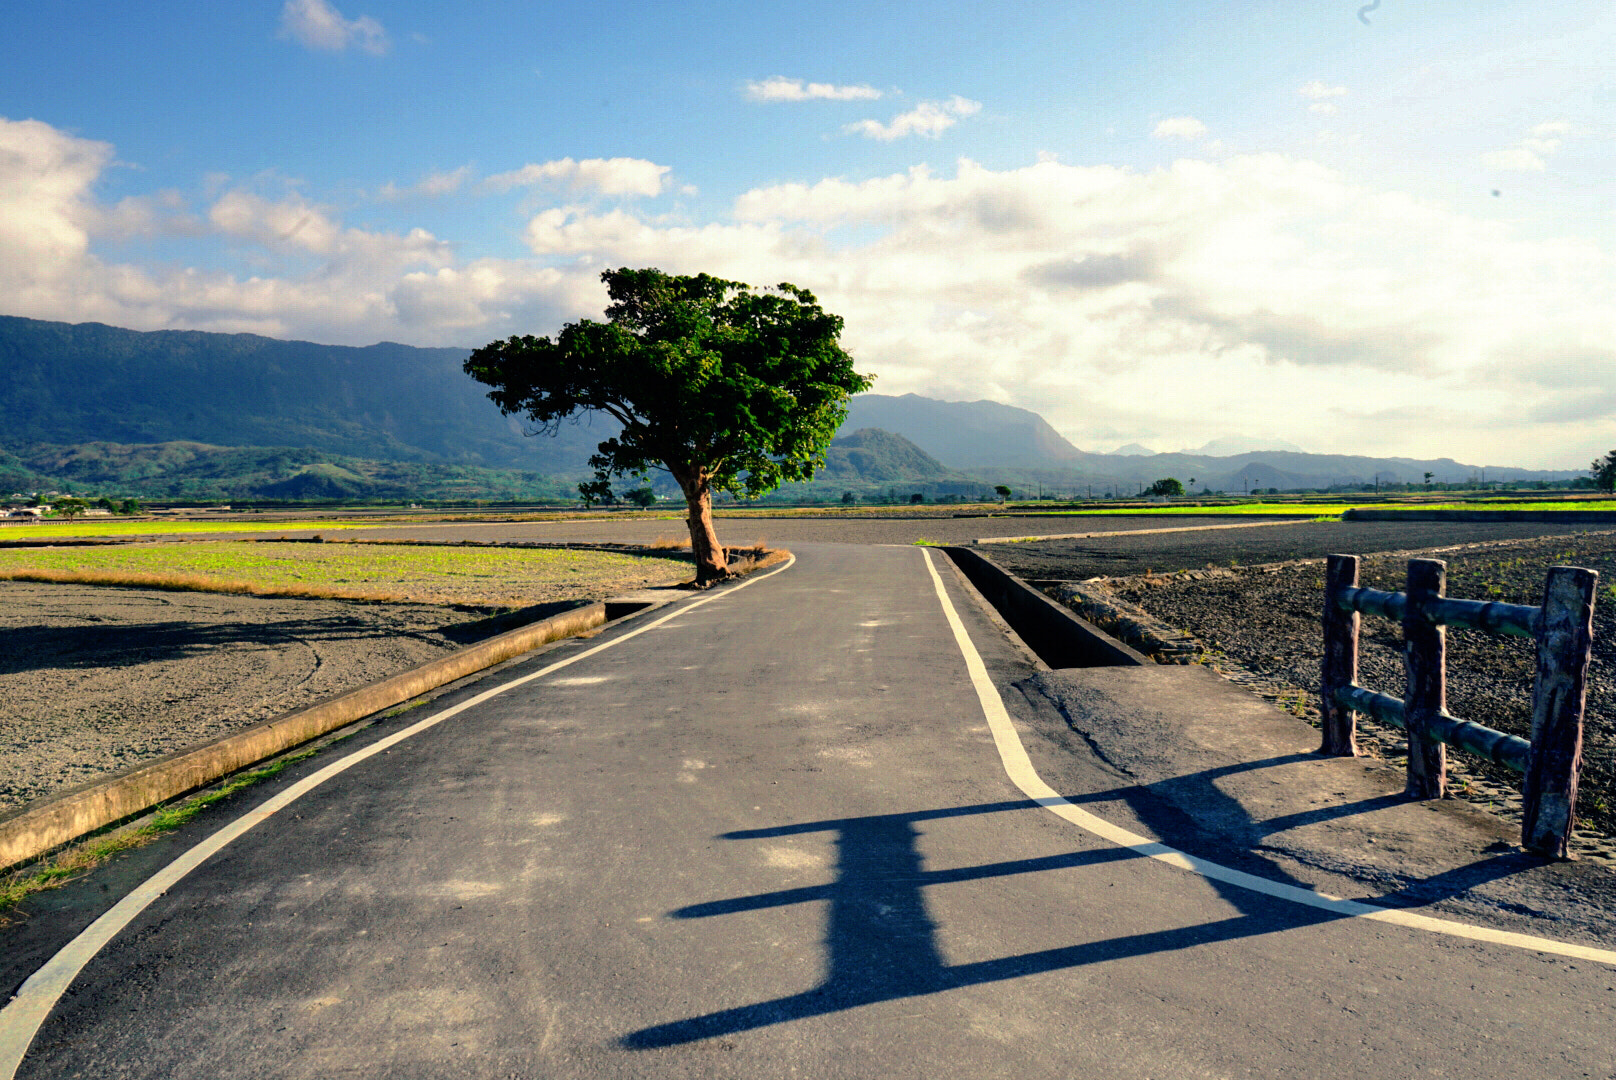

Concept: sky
[[1, 0, 1611, 468]]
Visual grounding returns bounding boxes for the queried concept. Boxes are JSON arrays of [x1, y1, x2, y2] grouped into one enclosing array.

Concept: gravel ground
[[1086, 532, 1616, 840], [0, 583, 493, 811]]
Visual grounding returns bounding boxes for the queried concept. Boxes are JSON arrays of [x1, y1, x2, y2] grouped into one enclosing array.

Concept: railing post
[[1521, 566, 1599, 858], [1403, 559, 1447, 799], [1320, 554, 1360, 756]]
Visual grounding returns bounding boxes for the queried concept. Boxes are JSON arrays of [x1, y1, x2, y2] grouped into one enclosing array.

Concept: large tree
[[465, 268, 873, 583]]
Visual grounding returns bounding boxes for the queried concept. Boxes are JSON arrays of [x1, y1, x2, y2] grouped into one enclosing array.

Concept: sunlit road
[[8, 544, 1615, 1078]]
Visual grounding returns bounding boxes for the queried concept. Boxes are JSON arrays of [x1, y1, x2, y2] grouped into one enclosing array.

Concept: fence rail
[[1320, 554, 1598, 859]]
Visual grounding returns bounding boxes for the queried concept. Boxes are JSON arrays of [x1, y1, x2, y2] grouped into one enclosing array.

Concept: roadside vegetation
[[0, 540, 692, 607]]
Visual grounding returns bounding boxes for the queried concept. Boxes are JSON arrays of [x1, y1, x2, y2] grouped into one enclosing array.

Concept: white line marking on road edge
[[918, 547, 1616, 966], [0, 556, 797, 1078]]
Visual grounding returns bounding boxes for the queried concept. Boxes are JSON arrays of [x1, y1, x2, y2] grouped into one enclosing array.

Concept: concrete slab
[[1020, 664, 1616, 941]]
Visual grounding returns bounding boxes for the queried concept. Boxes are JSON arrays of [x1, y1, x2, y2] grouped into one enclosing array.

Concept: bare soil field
[[1040, 532, 1616, 840], [0, 584, 506, 811]]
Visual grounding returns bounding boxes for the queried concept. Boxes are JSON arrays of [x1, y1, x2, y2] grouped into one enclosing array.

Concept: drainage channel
[[943, 546, 1149, 669]]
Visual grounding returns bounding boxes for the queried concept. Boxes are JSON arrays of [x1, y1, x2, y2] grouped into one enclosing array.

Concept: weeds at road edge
[[0, 721, 390, 924]]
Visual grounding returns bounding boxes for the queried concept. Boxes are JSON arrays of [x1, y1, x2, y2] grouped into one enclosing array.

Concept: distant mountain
[[0, 315, 612, 474], [1182, 435, 1305, 455], [842, 394, 1084, 469], [820, 428, 956, 483], [3, 440, 575, 502], [0, 317, 1582, 498]]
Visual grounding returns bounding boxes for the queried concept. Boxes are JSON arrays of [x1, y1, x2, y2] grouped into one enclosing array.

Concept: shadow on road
[[625, 778, 1534, 1048]]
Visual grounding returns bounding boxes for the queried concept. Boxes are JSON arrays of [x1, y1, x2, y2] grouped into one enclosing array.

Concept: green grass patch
[[0, 518, 385, 539], [0, 745, 324, 920], [0, 540, 691, 607]]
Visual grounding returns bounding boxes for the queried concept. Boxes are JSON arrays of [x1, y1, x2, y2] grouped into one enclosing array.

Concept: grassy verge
[[0, 540, 691, 608]]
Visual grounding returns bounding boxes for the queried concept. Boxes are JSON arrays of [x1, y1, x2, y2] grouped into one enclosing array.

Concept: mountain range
[[0, 316, 1584, 498]]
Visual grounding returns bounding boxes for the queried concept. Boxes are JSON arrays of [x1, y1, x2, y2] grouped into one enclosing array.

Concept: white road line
[[918, 547, 1616, 966], [0, 556, 796, 1079]]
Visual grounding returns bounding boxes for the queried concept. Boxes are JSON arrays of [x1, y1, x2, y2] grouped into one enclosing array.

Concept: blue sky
[[2, 1, 1611, 466]]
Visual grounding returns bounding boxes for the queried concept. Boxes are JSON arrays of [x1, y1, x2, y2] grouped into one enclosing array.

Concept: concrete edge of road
[[0, 597, 658, 873]]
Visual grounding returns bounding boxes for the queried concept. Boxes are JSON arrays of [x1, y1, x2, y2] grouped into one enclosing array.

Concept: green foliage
[[53, 496, 87, 518], [994, 484, 1012, 501], [1592, 450, 1616, 493], [465, 267, 873, 505], [841, 490, 856, 504], [625, 486, 658, 507], [1148, 477, 1185, 497]]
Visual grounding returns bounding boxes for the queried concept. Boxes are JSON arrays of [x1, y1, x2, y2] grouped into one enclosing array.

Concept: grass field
[[0, 540, 693, 607]]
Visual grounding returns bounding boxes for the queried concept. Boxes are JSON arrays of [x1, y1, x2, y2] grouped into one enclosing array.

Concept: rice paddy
[[0, 540, 693, 607]]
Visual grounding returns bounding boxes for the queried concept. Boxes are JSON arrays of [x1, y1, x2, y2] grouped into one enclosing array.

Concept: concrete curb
[[942, 547, 1149, 668], [0, 601, 617, 872]]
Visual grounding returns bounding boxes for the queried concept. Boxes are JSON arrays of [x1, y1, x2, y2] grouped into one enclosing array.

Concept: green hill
[[0, 315, 609, 474], [2, 441, 576, 503]]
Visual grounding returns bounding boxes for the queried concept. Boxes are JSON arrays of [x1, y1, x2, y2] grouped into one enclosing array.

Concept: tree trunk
[[673, 466, 728, 585]]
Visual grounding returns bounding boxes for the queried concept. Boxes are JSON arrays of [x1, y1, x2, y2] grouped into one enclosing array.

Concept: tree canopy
[[465, 267, 872, 581], [1593, 451, 1616, 494]]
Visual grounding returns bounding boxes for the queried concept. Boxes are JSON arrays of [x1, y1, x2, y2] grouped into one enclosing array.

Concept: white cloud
[[377, 165, 474, 200], [278, 0, 388, 55], [519, 154, 1616, 464], [1298, 81, 1348, 100], [481, 157, 670, 197], [744, 77, 882, 102], [845, 97, 981, 141], [4, 115, 1613, 465], [1151, 116, 1207, 139], [1483, 120, 1572, 172]]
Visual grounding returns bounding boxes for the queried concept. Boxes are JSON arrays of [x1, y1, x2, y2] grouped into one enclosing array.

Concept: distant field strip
[[0, 541, 692, 607], [1053, 500, 1616, 516]]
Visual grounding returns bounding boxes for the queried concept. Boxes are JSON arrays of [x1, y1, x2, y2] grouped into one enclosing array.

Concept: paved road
[[7, 544, 1616, 1078]]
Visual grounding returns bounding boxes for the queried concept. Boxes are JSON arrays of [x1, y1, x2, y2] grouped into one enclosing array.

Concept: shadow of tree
[[0, 615, 446, 675]]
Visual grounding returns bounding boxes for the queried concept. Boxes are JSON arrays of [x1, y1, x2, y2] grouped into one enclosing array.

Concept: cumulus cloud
[[278, 0, 388, 55], [517, 154, 1615, 463], [4, 115, 1613, 464], [1483, 120, 1572, 172], [481, 157, 670, 197], [744, 77, 882, 102], [845, 96, 981, 141], [1151, 116, 1207, 139]]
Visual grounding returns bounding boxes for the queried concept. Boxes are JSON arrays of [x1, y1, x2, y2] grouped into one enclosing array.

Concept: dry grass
[[0, 567, 421, 603]]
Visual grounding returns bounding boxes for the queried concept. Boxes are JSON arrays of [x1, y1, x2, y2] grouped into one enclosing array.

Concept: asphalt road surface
[[5, 542, 1615, 1078]]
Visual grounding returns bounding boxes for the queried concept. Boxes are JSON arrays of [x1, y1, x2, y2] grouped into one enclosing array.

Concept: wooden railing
[[1320, 554, 1598, 858]]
